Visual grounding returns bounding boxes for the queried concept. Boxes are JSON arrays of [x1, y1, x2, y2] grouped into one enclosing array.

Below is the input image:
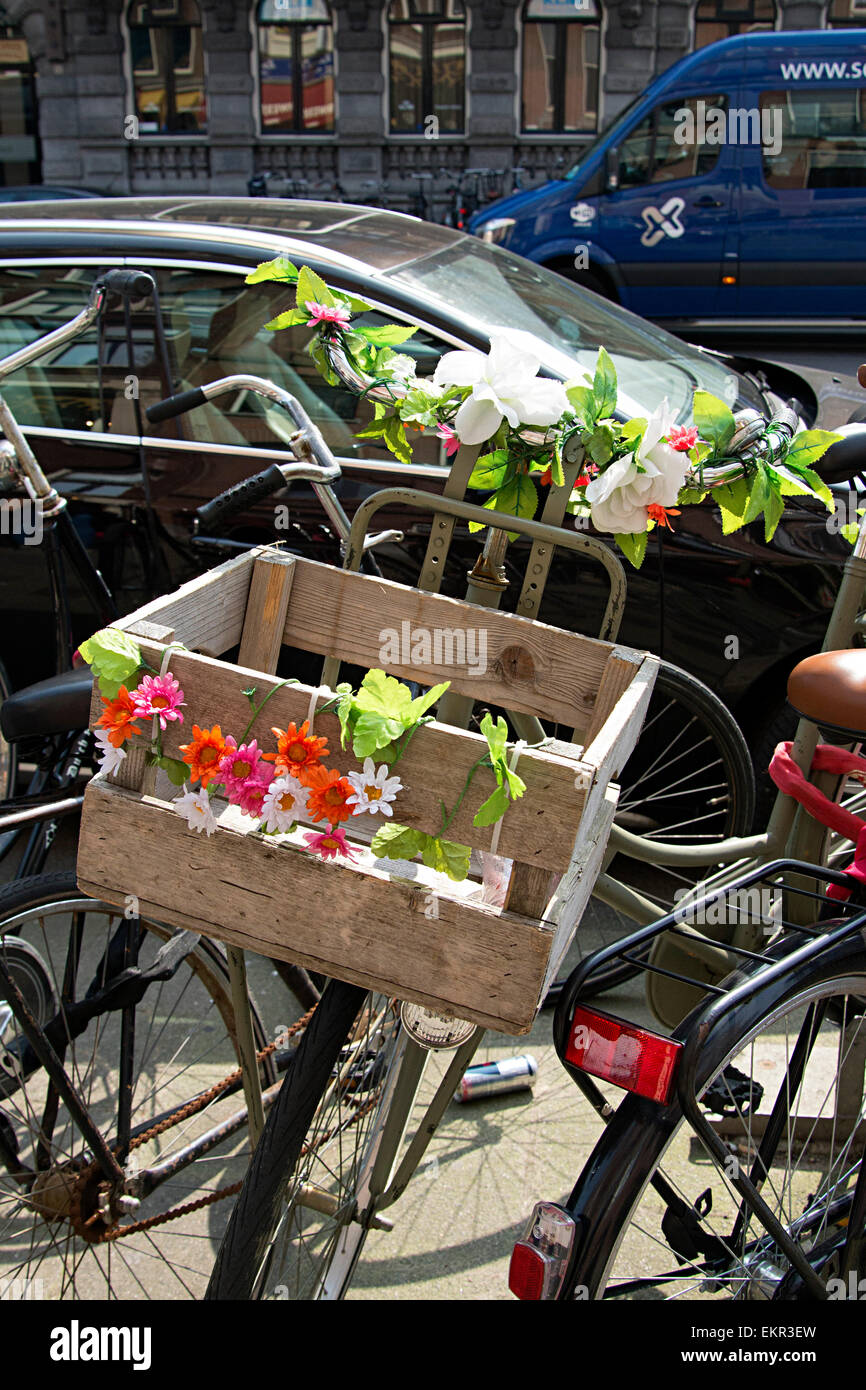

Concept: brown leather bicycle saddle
[[787, 649, 866, 740]]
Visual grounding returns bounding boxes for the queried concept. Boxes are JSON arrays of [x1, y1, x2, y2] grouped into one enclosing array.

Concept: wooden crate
[[77, 546, 657, 1035]]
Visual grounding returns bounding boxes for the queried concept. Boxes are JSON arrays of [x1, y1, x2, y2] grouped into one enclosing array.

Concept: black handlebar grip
[[146, 387, 208, 424], [101, 269, 155, 299], [195, 465, 287, 531]]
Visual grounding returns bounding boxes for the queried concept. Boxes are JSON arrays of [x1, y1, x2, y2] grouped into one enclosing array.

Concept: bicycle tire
[[0, 658, 17, 860], [207, 977, 403, 1301], [559, 931, 866, 1300], [546, 660, 755, 1002], [0, 872, 277, 1299]]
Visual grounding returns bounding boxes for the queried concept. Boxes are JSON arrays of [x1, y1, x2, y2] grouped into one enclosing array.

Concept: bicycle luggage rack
[[553, 860, 866, 1150], [76, 543, 658, 1036]]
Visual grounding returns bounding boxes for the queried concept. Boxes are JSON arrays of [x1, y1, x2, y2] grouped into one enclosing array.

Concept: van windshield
[[564, 91, 648, 179], [387, 239, 763, 421]]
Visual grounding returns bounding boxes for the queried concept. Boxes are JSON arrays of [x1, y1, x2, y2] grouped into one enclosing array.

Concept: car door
[[735, 82, 866, 318], [599, 92, 738, 319]]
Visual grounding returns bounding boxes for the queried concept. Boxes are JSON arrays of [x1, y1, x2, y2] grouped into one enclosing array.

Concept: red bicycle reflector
[[509, 1243, 547, 1300], [565, 1006, 681, 1104], [509, 1203, 575, 1300]]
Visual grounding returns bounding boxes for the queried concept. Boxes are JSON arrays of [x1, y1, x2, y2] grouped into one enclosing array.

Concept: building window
[[694, 0, 776, 49], [826, 0, 866, 24], [0, 9, 39, 185], [521, 0, 600, 135], [128, 1, 207, 135], [389, 0, 465, 136], [258, 0, 334, 134]]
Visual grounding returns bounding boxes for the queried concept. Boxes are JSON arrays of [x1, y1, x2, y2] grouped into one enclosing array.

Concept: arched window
[[257, 0, 334, 134], [826, 0, 866, 24], [521, 0, 600, 135], [0, 8, 39, 184], [694, 0, 776, 49], [389, 0, 465, 136], [128, 1, 207, 135]]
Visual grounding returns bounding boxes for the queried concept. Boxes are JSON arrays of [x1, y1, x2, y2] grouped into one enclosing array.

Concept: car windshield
[[386, 240, 762, 421]]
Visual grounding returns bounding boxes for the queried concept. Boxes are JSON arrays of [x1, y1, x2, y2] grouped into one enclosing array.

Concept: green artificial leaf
[[399, 387, 445, 430], [585, 424, 616, 467], [418, 833, 471, 881], [762, 482, 785, 542], [842, 520, 861, 545], [473, 783, 510, 828], [480, 711, 508, 763], [150, 755, 190, 787], [352, 712, 407, 758], [370, 822, 425, 860], [245, 256, 299, 285], [565, 382, 595, 424], [693, 391, 736, 454], [713, 476, 751, 534], [335, 683, 355, 749], [477, 473, 538, 541], [678, 486, 707, 506], [382, 414, 413, 464], [352, 417, 390, 441], [593, 346, 617, 419], [242, 686, 257, 706], [467, 450, 510, 491], [352, 323, 417, 347], [786, 429, 844, 478], [308, 337, 340, 387], [742, 465, 771, 526], [355, 669, 413, 718], [549, 442, 565, 488], [79, 629, 143, 700], [343, 294, 373, 314], [264, 307, 312, 331], [472, 713, 527, 828], [619, 417, 647, 445], [295, 264, 335, 310], [614, 531, 649, 569], [407, 681, 450, 721]]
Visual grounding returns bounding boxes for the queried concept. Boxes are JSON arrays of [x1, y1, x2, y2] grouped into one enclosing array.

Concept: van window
[[760, 88, 866, 190], [617, 95, 728, 190]]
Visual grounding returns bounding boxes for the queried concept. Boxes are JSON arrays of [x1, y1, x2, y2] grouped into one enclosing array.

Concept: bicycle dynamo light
[[564, 1006, 682, 1105], [509, 1202, 576, 1300]]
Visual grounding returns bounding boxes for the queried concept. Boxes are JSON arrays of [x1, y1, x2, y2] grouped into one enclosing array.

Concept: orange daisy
[[179, 724, 227, 787], [266, 721, 329, 784], [95, 687, 142, 749], [304, 765, 355, 825]]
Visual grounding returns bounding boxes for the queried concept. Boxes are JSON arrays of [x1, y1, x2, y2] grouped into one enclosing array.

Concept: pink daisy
[[234, 767, 274, 819], [305, 301, 351, 327], [666, 424, 700, 452], [303, 826, 361, 862], [131, 673, 185, 731], [436, 423, 460, 458], [219, 738, 264, 801]]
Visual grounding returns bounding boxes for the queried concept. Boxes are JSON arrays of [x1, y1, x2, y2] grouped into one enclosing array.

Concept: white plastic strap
[[488, 739, 526, 857], [151, 644, 178, 743], [306, 684, 326, 730]]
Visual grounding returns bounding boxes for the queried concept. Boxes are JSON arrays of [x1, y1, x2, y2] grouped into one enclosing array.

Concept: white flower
[[346, 758, 403, 817], [261, 775, 309, 833], [94, 728, 127, 777], [432, 329, 569, 446], [584, 400, 689, 534], [379, 353, 418, 386], [174, 785, 218, 836]]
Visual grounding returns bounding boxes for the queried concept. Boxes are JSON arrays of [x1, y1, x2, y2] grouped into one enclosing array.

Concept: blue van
[[469, 30, 866, 327]]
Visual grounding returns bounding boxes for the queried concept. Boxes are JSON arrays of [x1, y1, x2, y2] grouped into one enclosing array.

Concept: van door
[[599, 92, 737, 318], [735, 83, 866, 319]]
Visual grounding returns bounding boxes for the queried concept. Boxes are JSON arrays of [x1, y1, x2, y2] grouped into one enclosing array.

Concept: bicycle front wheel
[[207, 979, 408, 1301], [561, 933, 866, 1300], [0, 873, 278, 1299]]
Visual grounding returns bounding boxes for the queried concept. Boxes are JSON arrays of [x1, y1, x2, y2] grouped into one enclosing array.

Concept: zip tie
[[306, 684, 326, 731], [152, 643, 180, 745], [488, 739, 526, 857]]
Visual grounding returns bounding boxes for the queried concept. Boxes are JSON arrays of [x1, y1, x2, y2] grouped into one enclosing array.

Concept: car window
[[760, 88, 866, 191], [617, 95, 728, 190]]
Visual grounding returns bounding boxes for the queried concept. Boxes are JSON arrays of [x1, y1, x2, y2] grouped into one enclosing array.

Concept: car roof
[[0, 196, 462, 274]]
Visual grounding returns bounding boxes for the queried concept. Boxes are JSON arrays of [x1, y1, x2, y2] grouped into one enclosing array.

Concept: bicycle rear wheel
[[561, 933, 866, 1300], [207, 979, 408, 1300], [548, 660, 755, 1001], [0, 872, 278, 1299]]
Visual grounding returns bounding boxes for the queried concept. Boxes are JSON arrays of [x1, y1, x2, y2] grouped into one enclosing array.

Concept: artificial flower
[[303, 826, 361, 862], [346, 758, 403, 817], [174, 785, 218, 836], [666, 424, 699, 452], [378, 353, 417, 386], [234, 768, 274, 819], [261, 775, 309, 833], [267, 721, 329, 782], [179, 723, 227, 787], [647, 504, 681, 531], [304, 765, 355, 824], [94, 727, 127, 776], [584, 400, 689, 534], [219, 738, 264, 801], [131, 673, 185, 731], [95, 686, 142, 748], [436, 423, 460, 458], [432, 329, 569, 446], [305, 301, 351, 327]]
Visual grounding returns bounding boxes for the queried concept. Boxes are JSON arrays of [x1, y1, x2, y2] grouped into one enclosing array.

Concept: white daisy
[[346, 758, 403, 817], [261, 775, 309, 833], [174, 785, 218, 837], [94, 728, 127, 777]]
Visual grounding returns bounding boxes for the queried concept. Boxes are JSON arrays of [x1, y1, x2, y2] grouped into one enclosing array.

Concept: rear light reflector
[[564, 1006, 681, 1104], [508, 1202, 575, 1300]]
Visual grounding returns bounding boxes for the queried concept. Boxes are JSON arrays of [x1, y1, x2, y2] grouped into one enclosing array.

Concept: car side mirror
[[605, 147, 620, 192]]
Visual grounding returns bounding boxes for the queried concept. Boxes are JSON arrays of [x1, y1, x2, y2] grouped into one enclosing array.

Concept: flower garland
[[80, 630, 525, 883], [247, 256, 842, 567]]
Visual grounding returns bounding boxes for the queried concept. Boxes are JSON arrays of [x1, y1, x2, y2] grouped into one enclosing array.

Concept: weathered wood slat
[[110, 547, 260, 655], [540, 782, 620, 998], [237, 553, 296, 675], [78, 778, 553, 1035]]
